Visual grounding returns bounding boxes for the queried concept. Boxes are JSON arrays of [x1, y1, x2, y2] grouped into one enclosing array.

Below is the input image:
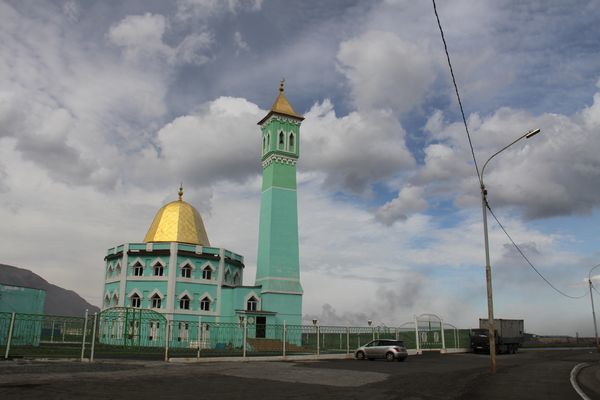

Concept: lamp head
[[368, 320, 372, 326], [525, 128, 541, 139], [312, 319, 318, 326]]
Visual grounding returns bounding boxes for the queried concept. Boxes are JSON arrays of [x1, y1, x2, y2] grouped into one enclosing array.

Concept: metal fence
[[1, 310, 473, 361]]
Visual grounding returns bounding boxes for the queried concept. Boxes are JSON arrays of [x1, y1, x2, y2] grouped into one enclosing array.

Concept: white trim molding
[[177, 290, 193, 300], [127, 288, 143, 299]]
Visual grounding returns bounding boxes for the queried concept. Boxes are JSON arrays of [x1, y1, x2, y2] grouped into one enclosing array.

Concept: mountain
[[0, 264, 99, 316]]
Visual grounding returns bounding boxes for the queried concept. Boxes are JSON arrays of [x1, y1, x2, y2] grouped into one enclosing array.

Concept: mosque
[[101, 81, 304, 339]]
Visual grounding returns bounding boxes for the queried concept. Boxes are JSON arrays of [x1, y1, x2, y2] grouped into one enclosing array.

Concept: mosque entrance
[[256, 317, 266, 338]]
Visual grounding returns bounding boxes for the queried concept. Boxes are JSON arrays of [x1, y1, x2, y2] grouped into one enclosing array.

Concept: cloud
[[422, 93, 600, 218], [301, 100, 415, 194], [233, 31, 249, 55], [375, 185, 428, 225], [176, 0, 263, 20], [337, 30, 436, 113], [108, 13, 214, 66]]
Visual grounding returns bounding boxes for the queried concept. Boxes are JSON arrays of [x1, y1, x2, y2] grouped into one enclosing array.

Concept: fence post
[[4, 312, 16, 359], [164, 320, 171, 362], [242, 318, 247, 358], [50, 320, 55, 343], [282, 321, 286, 357], [90, 313, 98, 362], [414, 315, 420, 354], [197, 317, 202, 359], [316, 324, 320, 357], [62, 321, 66, 342], [346, 327, 350, 354], [395, 327, 399, 341], [80, 309, 89, 361], [441, 320, 446, 351]]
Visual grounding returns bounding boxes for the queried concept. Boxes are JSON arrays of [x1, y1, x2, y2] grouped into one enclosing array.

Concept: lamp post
[[480, 128, 540, 374], [588, 264, 600, 351]]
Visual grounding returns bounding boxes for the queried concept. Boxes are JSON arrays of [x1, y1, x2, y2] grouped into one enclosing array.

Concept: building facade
[[101, 82, 304, 340]]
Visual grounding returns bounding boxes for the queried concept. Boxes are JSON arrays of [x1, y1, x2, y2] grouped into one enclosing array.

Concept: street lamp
[[588, 264, 600, 351], [480, 128, 541, 374]]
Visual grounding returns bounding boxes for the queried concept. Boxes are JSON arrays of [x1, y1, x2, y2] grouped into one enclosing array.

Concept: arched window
[[116, 263, 121, 276], [278, 132, 284, 149], [153, 263, 164, 276], [181, 265, 192, 278], [151, 294, 162, 309], [104, 295, 110, 307], [107, 264, 113, 278], [112, 294, 119, 306], [263, 136, 266, 151], [247, 296, 258, 311], [179, 295, 190, 310], [133, 262, 143, 277], [233, 272, 240, 286], [200, 296, 211, 311], [130, 293, 141, 308], [224, 270, 231, 284], [268, 133, 271, 148], [202, 266, 212, 280], [289, 133, 295, 152]]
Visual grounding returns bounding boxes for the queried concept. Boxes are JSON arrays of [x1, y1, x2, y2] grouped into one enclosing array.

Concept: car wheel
[[385, 352, 395, 362], [355, 351, 365, 360]]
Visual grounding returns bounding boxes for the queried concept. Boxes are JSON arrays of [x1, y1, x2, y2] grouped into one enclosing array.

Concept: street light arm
[[480, 129, 541, 185], [588, 263, 600, 282]]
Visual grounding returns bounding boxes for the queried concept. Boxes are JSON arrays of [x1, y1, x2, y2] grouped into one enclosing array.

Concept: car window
[[366, 341, 378, 347]]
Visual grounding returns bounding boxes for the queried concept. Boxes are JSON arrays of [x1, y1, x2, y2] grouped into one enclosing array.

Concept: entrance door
[[256, 317, 266, 338]]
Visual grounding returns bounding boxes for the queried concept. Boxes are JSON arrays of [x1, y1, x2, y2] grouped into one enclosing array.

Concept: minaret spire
[[178, 183, 183, 201]]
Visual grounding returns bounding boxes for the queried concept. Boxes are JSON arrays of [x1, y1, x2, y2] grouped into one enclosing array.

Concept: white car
[[355, 340, 408, 362]]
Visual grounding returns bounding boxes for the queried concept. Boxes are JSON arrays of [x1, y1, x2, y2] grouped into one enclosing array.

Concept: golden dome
[[143, 187, 210, 246]]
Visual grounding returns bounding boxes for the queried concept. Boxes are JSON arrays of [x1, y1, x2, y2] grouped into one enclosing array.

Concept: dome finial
[[279, 78, 285, 93], [178, 182, 183, 201]]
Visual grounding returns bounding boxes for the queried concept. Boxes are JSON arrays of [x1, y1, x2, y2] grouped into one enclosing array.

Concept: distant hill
[[0, 264, 99, 316]]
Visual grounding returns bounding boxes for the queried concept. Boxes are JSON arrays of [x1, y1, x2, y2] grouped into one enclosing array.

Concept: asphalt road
[[0, 349, 599, 399]]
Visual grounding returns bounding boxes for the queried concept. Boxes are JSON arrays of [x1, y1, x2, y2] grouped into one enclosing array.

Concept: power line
[[432, 0, 481, 182], [486, 202, 587, 299]]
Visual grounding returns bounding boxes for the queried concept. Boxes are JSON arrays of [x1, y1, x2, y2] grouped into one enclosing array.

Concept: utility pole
[[589, 278, 599, 351]]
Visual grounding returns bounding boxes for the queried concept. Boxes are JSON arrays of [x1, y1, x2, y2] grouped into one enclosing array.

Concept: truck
[[471, 319, 524, 354]]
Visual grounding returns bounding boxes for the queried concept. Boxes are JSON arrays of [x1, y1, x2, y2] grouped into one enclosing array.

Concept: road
[[0, 349, 598, 399]]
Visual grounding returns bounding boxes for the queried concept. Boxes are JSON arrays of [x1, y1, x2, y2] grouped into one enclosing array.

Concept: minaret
[[255, 80, 303, 322]]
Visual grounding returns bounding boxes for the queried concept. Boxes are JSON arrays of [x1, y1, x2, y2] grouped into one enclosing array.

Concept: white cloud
[[108, 13, 214, 66], [176, 0, 263, 20], [233, 31, 249, 55], [337, 30, 436, 113], [375, 185, 428, 225], [423, 95, 600, 218], [301, 99, 415, 194]]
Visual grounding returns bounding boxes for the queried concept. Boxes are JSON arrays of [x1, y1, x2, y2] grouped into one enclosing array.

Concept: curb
[[570, 362, 592, 400]]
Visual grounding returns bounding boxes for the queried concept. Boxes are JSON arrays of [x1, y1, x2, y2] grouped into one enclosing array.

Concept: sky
[[1, 0, 600, 335]]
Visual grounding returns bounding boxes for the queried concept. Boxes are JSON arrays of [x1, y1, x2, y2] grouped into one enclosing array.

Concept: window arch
[[130, 293, 141, 308], [179, 295, 191, 310], [224, 270, 231, 284], [153, 262, 164, 277], [289, 133, 295, 152], [132, 261, 143, 277], [104, 294, 110, 307], [247, 296, 258, 311], [200, 296, 211, 311], [115, 263, 121, 276], [151, 294, 162, 309], [263, 136, 266, 152], [278, 131, 284, 149], [233, 272, 240, 286], [107, 264, 114, 278], [268, 133, 271, 148], [112, 294, 119, 306], [202, 265, 213, 280], [181, 264, 192, 278]]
